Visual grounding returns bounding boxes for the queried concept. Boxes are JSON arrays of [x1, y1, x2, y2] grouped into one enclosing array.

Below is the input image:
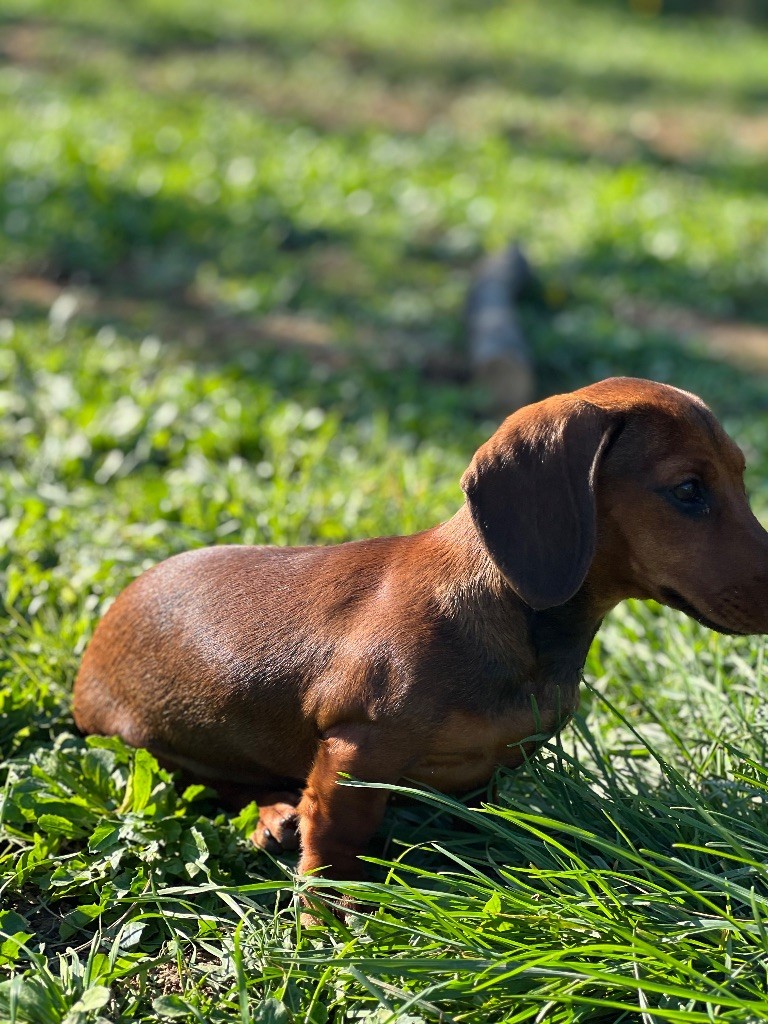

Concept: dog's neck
[[429, 505, 608, 705]]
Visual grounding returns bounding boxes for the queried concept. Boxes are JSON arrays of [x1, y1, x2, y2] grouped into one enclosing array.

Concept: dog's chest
[[406, 702, 574, 792]]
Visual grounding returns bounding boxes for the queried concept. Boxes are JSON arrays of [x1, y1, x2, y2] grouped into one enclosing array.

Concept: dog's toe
[[251, 802, 300, 853]]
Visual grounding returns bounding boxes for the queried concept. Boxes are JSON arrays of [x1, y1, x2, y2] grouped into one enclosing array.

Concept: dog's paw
[[251, 802, 300, 853]]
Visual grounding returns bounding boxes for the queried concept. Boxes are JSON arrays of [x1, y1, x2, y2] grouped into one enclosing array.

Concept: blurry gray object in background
[[466, 242, 536, 415]]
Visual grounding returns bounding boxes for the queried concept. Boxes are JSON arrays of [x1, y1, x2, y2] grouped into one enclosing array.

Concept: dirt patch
[[1, 24, 46, 65], [0, 271, 466, 378], [617, 297, 768, 373], [0, 272, 348, 366], [153, 961, 184, 996]]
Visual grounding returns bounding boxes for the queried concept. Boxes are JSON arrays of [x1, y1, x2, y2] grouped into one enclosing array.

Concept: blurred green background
[[2, 0, 768, 410]]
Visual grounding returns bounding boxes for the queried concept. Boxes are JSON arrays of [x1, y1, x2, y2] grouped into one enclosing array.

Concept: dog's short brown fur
[[74, 377, 768, 888]]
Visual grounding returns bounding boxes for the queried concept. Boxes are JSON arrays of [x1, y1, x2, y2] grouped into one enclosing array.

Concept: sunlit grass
[[1, 321, 767, 1023]]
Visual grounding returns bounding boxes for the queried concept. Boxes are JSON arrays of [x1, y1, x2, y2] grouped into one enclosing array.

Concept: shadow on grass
[[3, 10, 768, 109], [505, 125, 768, 204], [523, 237, 768, 414], [530, 308, 768, 417], [3, 168, 766, 424], [3, 12, 768, 416], [442, 0, 768, 20], [578, 0, 768, 23]]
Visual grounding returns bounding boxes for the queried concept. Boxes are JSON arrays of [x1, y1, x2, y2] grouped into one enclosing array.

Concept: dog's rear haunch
[[74, 378, 768, 906]]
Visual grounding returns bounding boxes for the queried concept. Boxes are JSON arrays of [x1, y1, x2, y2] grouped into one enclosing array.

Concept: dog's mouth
[[658, 587, 746, 637]]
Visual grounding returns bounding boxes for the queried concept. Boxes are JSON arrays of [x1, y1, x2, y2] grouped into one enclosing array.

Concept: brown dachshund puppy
[[74, 377, 768, 889]]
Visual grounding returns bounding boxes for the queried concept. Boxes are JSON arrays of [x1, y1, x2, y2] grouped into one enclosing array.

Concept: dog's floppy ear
[[461, 395, 616, 610]]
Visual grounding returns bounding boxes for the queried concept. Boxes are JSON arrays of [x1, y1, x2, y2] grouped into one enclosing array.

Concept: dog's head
[[462, 376, 768, 635]]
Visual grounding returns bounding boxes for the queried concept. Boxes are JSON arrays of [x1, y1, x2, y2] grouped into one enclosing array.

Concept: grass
[[2, 0, 768, 1020]]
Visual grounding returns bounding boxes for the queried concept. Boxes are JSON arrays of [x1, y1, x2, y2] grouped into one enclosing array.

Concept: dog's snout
[[710, 579, 768, 636]]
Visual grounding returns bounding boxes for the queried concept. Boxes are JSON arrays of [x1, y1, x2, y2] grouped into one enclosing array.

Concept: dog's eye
[[672, 480, 701, 502], [668, 478, 709, 513]]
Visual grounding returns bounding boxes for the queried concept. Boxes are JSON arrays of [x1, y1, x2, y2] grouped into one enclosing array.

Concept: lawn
[[2, 1, 768, 1020]]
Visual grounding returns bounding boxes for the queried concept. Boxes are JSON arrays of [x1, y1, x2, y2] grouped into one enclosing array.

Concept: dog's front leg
[[297, 722, 410, 909]]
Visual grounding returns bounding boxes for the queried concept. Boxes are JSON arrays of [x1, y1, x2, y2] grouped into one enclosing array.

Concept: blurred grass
[[2, 0, 768, 1021], [3, 0, 768, 378]]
